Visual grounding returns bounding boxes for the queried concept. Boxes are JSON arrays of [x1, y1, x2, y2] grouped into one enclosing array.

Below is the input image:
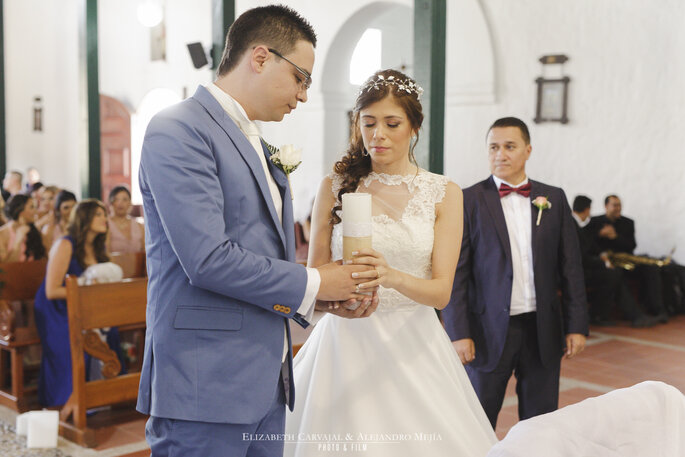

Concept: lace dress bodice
[[288, 170, 498, 457], [331, 169, 449, 312]]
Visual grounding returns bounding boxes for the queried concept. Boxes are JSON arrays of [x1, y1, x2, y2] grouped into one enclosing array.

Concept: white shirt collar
[[492, 175, 529, 190], [206, 83, 261, 137], [572, 212, 590, 228]]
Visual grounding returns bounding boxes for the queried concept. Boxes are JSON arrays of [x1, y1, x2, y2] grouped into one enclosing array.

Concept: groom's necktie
[[499, 182, 531, 198], [240, 121, 283, 224]]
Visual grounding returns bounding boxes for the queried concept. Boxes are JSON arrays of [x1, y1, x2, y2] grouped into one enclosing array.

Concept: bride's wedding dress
[[285, 170, 497, 456]]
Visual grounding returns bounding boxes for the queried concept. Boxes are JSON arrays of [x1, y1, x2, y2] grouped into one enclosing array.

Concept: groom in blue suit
[[443, 117, 588, 428], [137, 6, 377, 457]]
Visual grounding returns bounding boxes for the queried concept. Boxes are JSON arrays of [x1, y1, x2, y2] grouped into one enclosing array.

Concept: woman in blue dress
[[34, 198, 123, 407]]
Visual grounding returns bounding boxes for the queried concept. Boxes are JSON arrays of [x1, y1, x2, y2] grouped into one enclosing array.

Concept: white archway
[[319, 0, 496, 169], [321, 2, 414, 168]]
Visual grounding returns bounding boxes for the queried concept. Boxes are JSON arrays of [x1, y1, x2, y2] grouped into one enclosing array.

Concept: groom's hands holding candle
[[316, 260, 379, 302], [315, 290, 379, 318]]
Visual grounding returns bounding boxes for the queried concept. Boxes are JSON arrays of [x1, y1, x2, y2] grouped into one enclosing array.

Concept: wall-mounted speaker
[[187, 42, 209, 69]]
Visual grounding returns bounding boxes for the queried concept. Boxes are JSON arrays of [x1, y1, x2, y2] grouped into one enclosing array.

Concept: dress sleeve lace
[[329, 173, 344, 203], [402, 171, 449, 221]]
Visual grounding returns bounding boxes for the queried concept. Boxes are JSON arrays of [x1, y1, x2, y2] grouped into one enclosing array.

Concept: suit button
[[284, 307, 291, 314]]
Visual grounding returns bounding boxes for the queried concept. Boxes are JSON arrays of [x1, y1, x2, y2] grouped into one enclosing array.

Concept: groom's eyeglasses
[[268, 48, 312, 91]]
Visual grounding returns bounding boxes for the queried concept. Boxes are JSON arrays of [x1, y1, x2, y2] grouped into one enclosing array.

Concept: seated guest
[[2, 170, 23, 202], [0, 194, 47, 262], [34, 185, 59, 232], [0, 194, 6, 226], [42, 190, 76, 249], [25, 166, 41, 190], [34, 199, 124, 407], [587, 195, 668, 321], [587, 195, 635, 253], [573, 196, 657, 327], [24, 181, 43, 198], [106, 185, 145, 253]]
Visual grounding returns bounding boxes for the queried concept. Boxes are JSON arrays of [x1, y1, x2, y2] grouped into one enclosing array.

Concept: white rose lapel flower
[[262, 141, 302, 200]]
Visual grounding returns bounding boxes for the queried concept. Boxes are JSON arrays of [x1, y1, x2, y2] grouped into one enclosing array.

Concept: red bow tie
[[499, 182, 531, 198]]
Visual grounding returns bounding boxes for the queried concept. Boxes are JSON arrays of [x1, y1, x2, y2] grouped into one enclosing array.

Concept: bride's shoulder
[[321, 173, 342, 201], [444, 181, 463, 203], [417, 170, 461, 203], [418, 169, 456, 185]]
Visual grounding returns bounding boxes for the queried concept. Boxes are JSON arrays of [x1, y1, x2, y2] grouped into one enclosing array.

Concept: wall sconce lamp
[[137, 0, 164, 28], [33, 96, 43, 132], [534, 54, 570, 124]]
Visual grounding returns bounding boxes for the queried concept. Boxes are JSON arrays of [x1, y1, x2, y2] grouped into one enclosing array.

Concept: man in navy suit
[[137, 6, 377, 457], [443, 117, 588, 428]]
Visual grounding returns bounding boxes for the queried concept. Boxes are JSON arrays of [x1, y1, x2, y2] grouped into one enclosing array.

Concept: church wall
[[4, 0, 684, 262], [444, 0, 685, 262], [98, 0, 212, 112], [4, 0, 81, 194], [4, 0, 212, 198]]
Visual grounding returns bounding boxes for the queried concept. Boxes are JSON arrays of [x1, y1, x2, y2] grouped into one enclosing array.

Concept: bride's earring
[[361, 148, 369, 157]]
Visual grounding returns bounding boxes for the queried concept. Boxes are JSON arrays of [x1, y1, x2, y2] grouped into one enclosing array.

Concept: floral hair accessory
[[532, 196, 552, 226], [359, 74, 424, 99]]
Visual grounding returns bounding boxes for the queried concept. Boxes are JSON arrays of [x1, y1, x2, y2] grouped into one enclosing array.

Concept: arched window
[[349, 28, 382, 85], [130, 88, 182, 204]]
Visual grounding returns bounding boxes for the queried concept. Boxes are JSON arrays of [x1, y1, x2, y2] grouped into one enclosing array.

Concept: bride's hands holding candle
[[348, 248, 398, 291]]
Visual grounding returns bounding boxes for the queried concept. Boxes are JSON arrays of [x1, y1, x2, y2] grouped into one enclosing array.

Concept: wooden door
[[100, 95, 131, 201]]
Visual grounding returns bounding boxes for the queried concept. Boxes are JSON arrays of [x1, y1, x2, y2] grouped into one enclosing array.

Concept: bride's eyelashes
[[363, 123, 401, 128]]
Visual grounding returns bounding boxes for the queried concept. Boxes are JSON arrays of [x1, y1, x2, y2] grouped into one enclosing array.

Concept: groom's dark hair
[[487, 117, 531, 145], [217, 5, 317, 76]]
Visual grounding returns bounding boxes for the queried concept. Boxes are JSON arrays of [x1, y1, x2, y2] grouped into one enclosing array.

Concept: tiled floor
[[493, 315, 685, 439], [91, 417, 147, 452], [4, 315, 682, 455]]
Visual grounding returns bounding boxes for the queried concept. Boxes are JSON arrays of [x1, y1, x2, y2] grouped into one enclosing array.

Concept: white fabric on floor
[[487, 381, 685, 457]]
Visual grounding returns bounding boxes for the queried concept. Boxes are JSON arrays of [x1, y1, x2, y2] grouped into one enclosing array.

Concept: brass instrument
[[607, 250, 673, 271]]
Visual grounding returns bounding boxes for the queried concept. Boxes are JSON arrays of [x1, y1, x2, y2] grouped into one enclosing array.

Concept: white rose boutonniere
[[263, 141, 302, 200], [532, 196, 552, 226]]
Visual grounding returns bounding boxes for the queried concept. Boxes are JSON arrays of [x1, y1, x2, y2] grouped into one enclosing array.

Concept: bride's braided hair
[[330, 69, 424, 224]]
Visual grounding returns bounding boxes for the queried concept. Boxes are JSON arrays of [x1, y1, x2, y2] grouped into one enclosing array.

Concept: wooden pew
[[109, 251, 147, 371], [59, 276, 148, 447], [110, 251, 147, 279], [0, 259, 47, 411]]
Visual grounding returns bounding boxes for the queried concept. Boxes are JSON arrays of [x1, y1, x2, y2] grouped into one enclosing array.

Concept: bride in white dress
[[285, 70, 497, 457]]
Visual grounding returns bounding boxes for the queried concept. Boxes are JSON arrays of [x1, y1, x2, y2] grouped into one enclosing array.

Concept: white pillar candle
[[342, 192, 372, 261], [26, 410, 59, 448]]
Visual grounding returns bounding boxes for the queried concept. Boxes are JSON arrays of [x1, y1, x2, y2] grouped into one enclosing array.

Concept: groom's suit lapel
[[261, 142, 297, 261], [483, 176, 512, 265], [529, 180, 541, 270], [193, 86, 287, 253], [262, 142, 289, 191]]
